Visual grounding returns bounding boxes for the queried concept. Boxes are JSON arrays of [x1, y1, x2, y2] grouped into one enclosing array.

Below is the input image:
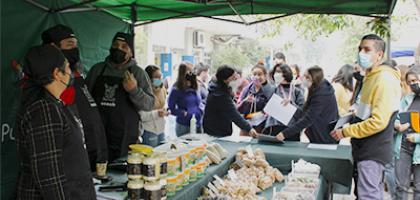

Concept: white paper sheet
[[263, 94, 297, 125], [334, 113, 353, 130], [218, 135, 252, 143], [307, 143, 338, 150]]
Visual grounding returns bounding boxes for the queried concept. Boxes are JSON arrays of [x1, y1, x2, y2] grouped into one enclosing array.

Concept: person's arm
[[333, 84, 347, 116], [139, 110, 160, 122], [129, 68, 155, 111], [343, 73, 400, 138], [25, 101, 68, 200], [294, 87, 305, 108], [85, 63, 101, 93], [167, 88, 185, 117], [282, 95, 325, 139], [221, 95, 252, 132]]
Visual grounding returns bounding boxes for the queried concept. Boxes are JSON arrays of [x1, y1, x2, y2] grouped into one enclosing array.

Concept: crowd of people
[[12, 23, 420, 200]]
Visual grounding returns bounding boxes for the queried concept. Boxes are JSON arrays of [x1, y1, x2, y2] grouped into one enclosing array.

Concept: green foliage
[[211, 46, 251, 71], [366, 17, 390, 38]]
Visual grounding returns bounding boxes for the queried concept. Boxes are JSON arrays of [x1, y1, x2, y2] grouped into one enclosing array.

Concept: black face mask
[[109, 48, 127, 64], [410, 83, 420, 95], [185, 72, 197, 82], [61, 48, 80, 69], [353, 72, 364, 82]]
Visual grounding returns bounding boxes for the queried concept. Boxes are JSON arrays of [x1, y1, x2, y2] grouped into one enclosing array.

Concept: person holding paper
[[394, 67, 420, 200], [330, 34, 401, 200], [276, 66, 338, 144], [263, 64, 305, 141], [203, 65, 257, 137]]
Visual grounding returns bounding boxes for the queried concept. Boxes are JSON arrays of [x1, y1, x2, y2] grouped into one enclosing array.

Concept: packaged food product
[[144, 181, 162, 200], [183, 168, 191, 186], [129, 144, 153, 156], [160, 179, 167, 200], [127, 151, 143, 180], [142, 156, 160, 181], [166, 176, 177, 197], [127, 179, 144, 200], [176, 173, 184, 191], [197, 162, 206, 178], [156, 151, 168, 178], [190, 165, 198, 182]]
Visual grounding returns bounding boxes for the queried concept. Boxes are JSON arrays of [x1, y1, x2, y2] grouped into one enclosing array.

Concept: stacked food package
[[273, 159, 321, 200], [199, 147, 284, 200]]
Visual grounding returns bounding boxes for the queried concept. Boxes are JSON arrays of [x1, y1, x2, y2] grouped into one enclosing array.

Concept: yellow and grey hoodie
[[343, 65, 401, 165]]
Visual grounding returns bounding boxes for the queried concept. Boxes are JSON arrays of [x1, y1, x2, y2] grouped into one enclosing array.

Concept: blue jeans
[[357, 160, 385, 200], [175, 123, 202, 137], [384, 159, 397, 199], [141, 130, 165, 147]]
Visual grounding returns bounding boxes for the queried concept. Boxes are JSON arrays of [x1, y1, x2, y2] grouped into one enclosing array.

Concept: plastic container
[[180, 150, 190, 171], [183, 168, 190, 186], [142, 156, 160, 181], [144, 181, 162, 200], [189, 165, 198, 182], [167, 155, 178, 177], [127, 180, 144, 200], [160, 179, 167, 200], [155, 151, 168, 178], [127, 151, 143, 180], [176, 173, 184, 191], [166, 176, 177, 197], [197, 162, 206, 178]]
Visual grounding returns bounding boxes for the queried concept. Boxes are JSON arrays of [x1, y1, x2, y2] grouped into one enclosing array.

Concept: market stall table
[[96, 139, 353, 200]]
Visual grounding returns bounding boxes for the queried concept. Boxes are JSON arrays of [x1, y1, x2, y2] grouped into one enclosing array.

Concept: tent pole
[[53, 0, 98, 13], [228, 2, 248, 25], [130, 3, 137, 58], [387, 15, 391, 61], [24, 0, 50, 12]]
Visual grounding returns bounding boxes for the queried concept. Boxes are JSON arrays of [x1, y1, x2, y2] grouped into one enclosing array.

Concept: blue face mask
[[152, 78, 162, 87], [357, 52, 373, 69]]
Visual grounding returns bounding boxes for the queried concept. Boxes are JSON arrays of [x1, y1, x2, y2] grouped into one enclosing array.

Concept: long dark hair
[[332, 64, 354, 92], [304, 66, 324, 109], [175, 63, 197, 91]]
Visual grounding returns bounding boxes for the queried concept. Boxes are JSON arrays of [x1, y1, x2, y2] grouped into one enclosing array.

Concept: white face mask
[[273, 73, 284, 85], [229, 79, 238, 92], [302, 79, 312, 88]]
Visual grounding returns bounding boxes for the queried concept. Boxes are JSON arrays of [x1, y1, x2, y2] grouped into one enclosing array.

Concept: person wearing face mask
[[139, 65, 168, 147], [237, 64, 272, 133], [276, 66, 338, 144], [15, 45, 96, 199], [168, 63, 204, 137], [194, 62, 210, 105], [393, 67, 420, 200], [203, 65, 258, 137], [41, 25, 109, 175], [330, 34, 401, 200], [86, 32, 155, 161], [263, 64, 305, 140], [331, 64, 355, 116]]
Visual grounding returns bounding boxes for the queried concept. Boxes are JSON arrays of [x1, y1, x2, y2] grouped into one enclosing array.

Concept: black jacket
[[203, 80, 252, 137], [282, 80, 339, 144]]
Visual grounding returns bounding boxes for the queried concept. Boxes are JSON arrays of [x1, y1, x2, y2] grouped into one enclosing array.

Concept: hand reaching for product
[[395, 123, 410, 132]]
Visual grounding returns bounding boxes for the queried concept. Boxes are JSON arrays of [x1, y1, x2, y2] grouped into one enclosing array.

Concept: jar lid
[[127, 180, 144, 189], [144, 181, 161, 190]]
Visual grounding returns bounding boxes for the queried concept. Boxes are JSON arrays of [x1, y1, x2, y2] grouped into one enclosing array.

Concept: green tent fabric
[[66, 0, 397, 23], [0, 1, 129, 199]]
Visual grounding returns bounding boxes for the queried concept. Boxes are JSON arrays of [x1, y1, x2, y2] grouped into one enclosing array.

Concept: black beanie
[[41, 24, 76, 45], [112, 32, 134, 55], [216, 65, 235, 82], [24, 44, 66, 85]]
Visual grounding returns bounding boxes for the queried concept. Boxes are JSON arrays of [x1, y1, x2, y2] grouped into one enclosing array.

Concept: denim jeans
[[141, 130, 165, 147], [175, 123, 203, 137], [357, 160, 385, 200], [384, 159, 397, 199], [395, 143, 420, 200]]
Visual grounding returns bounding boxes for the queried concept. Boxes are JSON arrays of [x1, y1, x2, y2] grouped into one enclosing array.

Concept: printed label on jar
[[161, 188, 167, 200], [128, 188, 144, 200], [160, 162, 167, 175], [144, 190, 161, 200], [128, 164, 142, 176], [141, 164, 157, 178]]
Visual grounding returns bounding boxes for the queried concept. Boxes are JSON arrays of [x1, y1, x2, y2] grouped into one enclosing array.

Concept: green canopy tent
[[1, 0, 397, 199]]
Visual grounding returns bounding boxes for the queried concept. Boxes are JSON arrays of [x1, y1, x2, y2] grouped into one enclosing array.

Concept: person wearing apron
[[16, 45, 96, 199], [86, 32, 155, 161], [42, 24, 108, 172]]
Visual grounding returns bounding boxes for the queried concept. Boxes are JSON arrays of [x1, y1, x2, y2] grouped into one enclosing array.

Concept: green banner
[[1, 0, 129, 199]]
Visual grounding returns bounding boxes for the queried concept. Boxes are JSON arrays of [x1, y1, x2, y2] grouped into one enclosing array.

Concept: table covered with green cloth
[[96, 140, 352, 200]]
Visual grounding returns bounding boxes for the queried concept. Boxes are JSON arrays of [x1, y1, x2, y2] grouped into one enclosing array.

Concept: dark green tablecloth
[[96, 140, 353, 200]]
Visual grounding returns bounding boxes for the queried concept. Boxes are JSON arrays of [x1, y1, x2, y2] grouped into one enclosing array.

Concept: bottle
[[190, 114, 197, 134]]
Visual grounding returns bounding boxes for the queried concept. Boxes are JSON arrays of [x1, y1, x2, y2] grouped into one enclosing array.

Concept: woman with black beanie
[[203, 65, 257, 137]]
